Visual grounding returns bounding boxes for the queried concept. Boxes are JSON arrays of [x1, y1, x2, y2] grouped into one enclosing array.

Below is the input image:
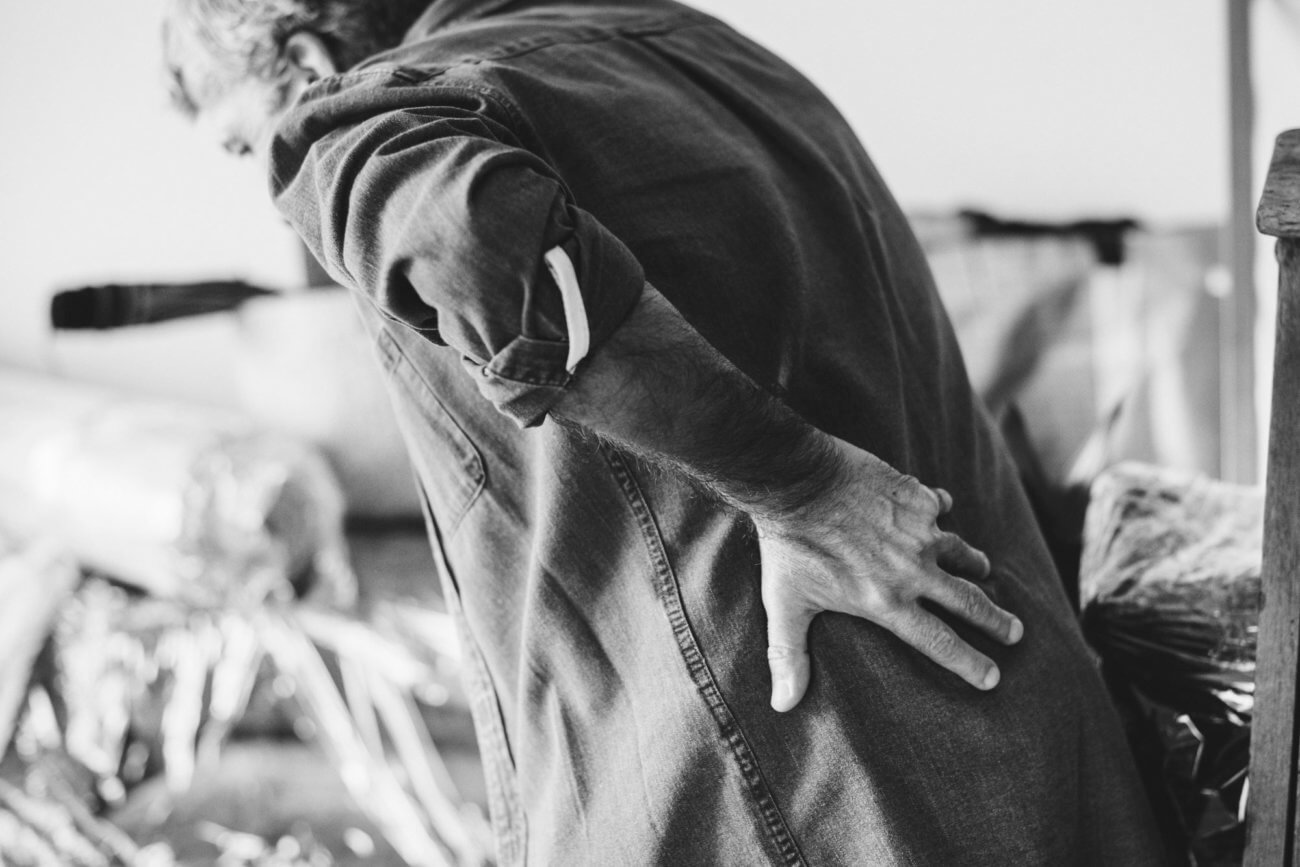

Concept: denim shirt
[[270, 1, 1162, 864]]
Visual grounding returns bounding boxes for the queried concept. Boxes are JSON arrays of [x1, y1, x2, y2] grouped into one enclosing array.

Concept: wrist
[[746, 428, 854, 538]]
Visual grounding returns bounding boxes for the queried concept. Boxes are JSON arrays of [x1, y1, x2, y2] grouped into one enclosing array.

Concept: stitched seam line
[[373, 328, 485, 536], [417, 484, 526, 863], [461, 607, 527, 865], [603, 448, 806, 866]]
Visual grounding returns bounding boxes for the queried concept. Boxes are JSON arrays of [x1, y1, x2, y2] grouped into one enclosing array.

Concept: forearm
[[550, 284, 844, 525]]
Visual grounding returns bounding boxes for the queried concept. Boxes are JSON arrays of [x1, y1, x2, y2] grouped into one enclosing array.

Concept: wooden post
[[1246, 128, 1300, 867]]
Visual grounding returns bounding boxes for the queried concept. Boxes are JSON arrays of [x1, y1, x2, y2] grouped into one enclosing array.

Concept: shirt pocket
[[374, 327, 485, 535]]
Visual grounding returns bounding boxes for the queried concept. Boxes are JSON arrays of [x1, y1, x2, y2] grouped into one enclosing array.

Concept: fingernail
[[1008, 617, 1024, 643], [772, 679, 795, 710], [981, 667, 1000, 690]]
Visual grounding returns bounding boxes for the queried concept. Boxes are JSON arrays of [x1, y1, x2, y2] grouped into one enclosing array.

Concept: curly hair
[[162, 0, 430, 116]]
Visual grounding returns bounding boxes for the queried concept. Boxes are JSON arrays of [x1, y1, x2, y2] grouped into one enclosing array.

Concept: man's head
[[162, 0, 428, 159]]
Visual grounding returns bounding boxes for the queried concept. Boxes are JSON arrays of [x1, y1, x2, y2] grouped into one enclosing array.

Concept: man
[[163, 1, 1163, 863]]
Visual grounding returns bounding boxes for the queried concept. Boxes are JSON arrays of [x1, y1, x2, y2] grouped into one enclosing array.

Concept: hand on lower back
[[755, 440, 1024, 712]]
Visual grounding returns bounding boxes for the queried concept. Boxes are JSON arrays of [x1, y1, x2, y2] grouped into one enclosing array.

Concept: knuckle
[[920, 621, 960, 660], [930, 531, 957, 557], [892, 474, 926, 505], [964, 589, 1005, 630], [766, 645, 807, 662], [961, 538, 987, 562], [860, 583, 902, 617], [948, 580, 986, 618], [898, 535, 928, 561]]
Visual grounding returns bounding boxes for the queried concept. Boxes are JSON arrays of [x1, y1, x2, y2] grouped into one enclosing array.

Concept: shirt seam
[[373, 325, 487, 536], [416, 483, 528, 864]]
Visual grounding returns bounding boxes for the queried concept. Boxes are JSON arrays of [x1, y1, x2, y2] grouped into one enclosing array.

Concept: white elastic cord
[[543, 246, 590, 374]]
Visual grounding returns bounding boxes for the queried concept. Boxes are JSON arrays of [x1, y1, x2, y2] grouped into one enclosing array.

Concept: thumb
[[766, 599, 814, 713]]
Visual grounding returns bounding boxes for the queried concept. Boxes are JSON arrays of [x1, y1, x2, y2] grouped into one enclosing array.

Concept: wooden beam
[[1245, 128, 1300, 867]]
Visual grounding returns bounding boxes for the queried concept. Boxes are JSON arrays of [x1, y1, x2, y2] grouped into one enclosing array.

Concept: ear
[[283, 32, 338, 83]]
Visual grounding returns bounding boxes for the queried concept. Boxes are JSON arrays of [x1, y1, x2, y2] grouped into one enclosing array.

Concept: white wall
[[0, 0, 302, 400], [0, 0, 1232, 396], [691, 0, 1229, 222]]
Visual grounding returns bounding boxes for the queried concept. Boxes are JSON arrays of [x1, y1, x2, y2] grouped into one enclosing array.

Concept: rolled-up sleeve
[[270, 70, 645, 426]]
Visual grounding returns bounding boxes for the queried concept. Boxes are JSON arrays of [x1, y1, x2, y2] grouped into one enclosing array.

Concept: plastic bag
[[1081, 462, 1262, 866]]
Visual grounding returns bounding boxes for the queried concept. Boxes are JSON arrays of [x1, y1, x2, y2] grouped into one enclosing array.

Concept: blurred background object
[[0, 535, 80, 758], [916, 213, 1228, 603], [0, 370, 355, 606], [230, 289, 421, 519], [1080, 463, 1262, 866], [50, 282, 276, 331], [0, 379, 489, 865]]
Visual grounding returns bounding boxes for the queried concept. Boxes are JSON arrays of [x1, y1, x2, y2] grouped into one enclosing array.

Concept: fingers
[[927, 532, 1018, 646], [765, 599, 814, 713], [888, 604, 1002, 690], [921, 567, 1023, 646], [933, 531, 991, 580]]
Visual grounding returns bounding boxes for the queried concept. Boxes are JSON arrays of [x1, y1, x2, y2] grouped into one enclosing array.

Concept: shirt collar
[[403, 0, 524, 41]]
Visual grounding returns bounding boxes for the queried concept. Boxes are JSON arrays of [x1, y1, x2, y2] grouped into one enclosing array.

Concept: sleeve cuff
[[472, 209, 645, 427], [472, 276, 644, 427], [470, 334, 570, 427]]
